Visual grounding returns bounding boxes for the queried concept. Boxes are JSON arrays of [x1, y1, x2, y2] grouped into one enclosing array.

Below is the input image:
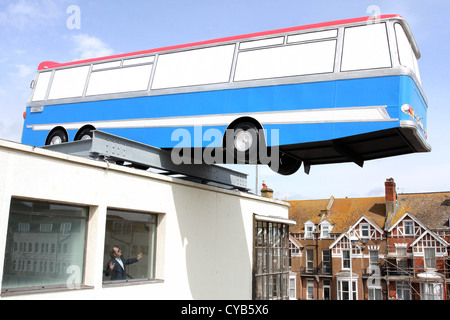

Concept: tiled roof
[[288, 196, 386, 233], [289, 191, 450, 235], [389, 192, 450, 230]]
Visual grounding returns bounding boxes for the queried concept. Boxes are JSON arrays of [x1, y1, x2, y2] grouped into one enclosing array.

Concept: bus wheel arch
[[223, 117, 265, 163], [74, 125, 96, 141], [45, 127, 69, 146]]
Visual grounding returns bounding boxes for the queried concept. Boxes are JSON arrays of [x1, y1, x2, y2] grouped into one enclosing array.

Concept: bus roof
[[38, 14, 408, 71]]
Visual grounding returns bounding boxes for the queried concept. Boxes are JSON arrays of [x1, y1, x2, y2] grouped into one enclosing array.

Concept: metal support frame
[[42, 130, 248, 191]]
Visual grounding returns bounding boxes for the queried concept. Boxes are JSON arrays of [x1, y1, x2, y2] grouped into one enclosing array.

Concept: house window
[[421, 283, 443, 300], [404, 221, 414, 235], [321, 225, 329, 238], [103, 209, 158, 283], [306, 249, 314, 273], [424, 248, 436, 269], [337, 279, 357, 300], [2, 198, 88, 292], [289, 275, 297, 300], [360, 224, 370, 238], [305, 225, 314, 238], [323, 279, 331, 300], [306, 279, 315, 300], [255, 221, 290, 300], [322, 250, 331, 274], [368, 287, 382, 300], [369, 250, 379, 266], [342, 250, 350, 269], [397, 281, 411, 300]]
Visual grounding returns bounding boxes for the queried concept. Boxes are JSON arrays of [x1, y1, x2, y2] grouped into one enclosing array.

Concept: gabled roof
[[288, 196, 386, 233], [387, 192, 450, 230], [387, 211, 427, 233], [410, 229, 450, 248]]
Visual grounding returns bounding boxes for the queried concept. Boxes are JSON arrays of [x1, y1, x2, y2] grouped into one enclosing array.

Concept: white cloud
[[71, 34, 114, 60], [0, 0, 63, 29], [13, 64, 34, 78]]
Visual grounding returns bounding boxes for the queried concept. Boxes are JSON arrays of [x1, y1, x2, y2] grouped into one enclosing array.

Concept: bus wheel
[[271, 152, 301, 175], [45, 128, 68, 146], [226, 121, 260, 163], [74, 126, 95, 141]]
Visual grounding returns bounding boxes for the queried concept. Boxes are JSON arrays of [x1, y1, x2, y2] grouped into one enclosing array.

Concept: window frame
[[102, 208, 159, 285], [1, 198, 89, 295], [254, 220, 290, 300]]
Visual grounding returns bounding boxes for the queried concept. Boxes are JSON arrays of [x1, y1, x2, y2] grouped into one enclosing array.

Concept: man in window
[[105, 247, 143, 281]]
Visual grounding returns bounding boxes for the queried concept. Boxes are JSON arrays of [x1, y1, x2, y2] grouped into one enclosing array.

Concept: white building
[[0, 138, 292, 300]]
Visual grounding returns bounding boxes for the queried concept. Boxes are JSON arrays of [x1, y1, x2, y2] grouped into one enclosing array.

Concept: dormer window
[[304, 221, 315, 238], [321, 225, 330, 238], [319, 220, 333, 238], [306, 225, 314, 238]]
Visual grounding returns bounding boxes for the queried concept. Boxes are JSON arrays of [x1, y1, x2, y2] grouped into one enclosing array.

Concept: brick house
[[288, 178, 450, 300]]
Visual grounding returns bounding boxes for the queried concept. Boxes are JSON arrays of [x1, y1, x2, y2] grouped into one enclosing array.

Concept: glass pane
[[103, 209, 157, 281], [341, 23, 391, 71], [48, 66, 90, 99], [2, 199, 88, 291]]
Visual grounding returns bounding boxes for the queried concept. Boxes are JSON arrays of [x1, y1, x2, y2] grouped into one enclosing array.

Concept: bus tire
[[74, 126, 95, 141], [226, 121, 260, 164], [271, 152, 301, 175], [45, 128, 68, 146]]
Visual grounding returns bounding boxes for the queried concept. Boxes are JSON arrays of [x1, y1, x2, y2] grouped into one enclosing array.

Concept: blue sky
[[1, 0, 449, 199]]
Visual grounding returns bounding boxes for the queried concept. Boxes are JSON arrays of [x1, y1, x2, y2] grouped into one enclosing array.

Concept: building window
[[306, 249, 314, 273], [404, 221, 414, 235], [424, 248, 436, 269], [360, 224, 370, 238], [103, 209, 158, 282], [2, 198, 88, 292], [322, 250, 331, 274], [306, 279, 314, 300], [305, 225, 314, 238], [321, 225, 329, 238], [368, 287, 382, 300], [421, 282, 443, 300], [369, 250, 379, 266], [323, 279, 331, 300], [254, 221, 290, 300], [342, 250, 350, 269], [337, 279, 357, 300], [397, 281, 411, 300], [289, 275, 297, 300]]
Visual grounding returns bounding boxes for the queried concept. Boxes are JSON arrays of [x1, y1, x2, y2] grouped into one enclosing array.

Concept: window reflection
[[2, 199, 88, 291], [103, 209, 157, 282]]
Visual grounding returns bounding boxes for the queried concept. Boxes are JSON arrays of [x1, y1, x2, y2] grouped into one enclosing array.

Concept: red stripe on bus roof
[[38, 14, 402, 71]]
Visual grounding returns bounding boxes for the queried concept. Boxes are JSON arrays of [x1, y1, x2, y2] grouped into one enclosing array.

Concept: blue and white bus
[[22, 15, 430, 175]]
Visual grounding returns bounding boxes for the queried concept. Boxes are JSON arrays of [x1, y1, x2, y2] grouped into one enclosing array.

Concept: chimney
[[385, 178, 397, 202], [385, 178, 397, 216], [261, 180, 273, 199]]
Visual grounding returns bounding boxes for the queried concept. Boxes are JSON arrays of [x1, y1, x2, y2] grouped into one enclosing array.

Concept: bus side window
[[234, 40, 336, 81], [87, 64, 153, 96], [48, 66, 90, 100], [31, 71, 52, 101], [151, 44, 235, 89], [341, 23, 392, 72]]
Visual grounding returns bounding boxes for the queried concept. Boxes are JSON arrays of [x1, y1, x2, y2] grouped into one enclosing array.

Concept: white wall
[[0, 139, 290, 300]]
